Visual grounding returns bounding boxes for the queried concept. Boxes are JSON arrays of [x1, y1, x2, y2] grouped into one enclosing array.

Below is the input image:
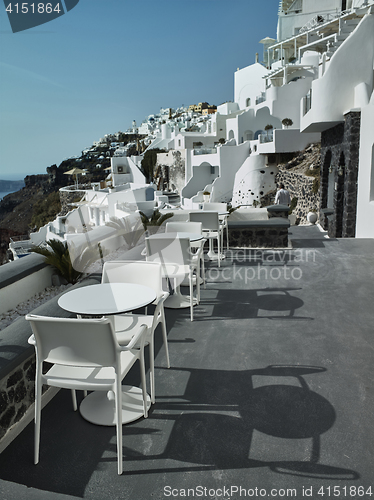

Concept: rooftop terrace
[[0, 225, 373, 499]]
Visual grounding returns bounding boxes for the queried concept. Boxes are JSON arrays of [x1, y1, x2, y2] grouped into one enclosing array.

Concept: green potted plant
[[30, 239, 83, 284], [282, 118, 293, 129], [139, 208, 174, 235]]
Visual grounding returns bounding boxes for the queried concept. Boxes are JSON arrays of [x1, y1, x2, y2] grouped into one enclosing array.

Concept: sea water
[[0, 192, 8, 201], [0, 190, 18, 201]]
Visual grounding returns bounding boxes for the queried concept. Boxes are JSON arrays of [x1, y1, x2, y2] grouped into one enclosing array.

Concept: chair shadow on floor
[[0, 362, 359, 496], [123, 364, 359, 480]]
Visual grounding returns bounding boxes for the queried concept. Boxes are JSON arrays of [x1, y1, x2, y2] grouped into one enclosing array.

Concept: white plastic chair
[[101, 260, 170, 403], [203, 202, 229, 249], [165, 221, 206, 289], [189, 211, 222, 267], [26, 314, 148, 475], [145, 236, 202, 321]]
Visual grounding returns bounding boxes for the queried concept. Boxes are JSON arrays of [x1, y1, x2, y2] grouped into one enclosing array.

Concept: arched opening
[[254, 130, 265, 140], [246, 98, 251, 107], [228, 130, 235, 140], [322, 150, 332, 208]]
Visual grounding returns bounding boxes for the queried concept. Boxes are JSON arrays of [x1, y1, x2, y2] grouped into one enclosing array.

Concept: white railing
[[299, 10, 351, 34], [193, 147, 217, 155], [256, 92, 266, 105], [9, 235, 29, 243], [259, 134, 274, 144]]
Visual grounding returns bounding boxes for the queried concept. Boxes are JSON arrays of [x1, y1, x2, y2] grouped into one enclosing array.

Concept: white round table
[[58, 283, 156, 316], [58, 283, 156, 426]]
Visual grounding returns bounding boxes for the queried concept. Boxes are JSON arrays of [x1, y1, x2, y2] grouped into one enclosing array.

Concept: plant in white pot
[[203, 191, 210, 202], [307, 208, 318, 225], [288, 197, 298, 225]]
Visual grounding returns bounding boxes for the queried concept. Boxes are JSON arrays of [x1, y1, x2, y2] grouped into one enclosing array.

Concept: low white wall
[[0, 266, 54, 315], [301, 11, 374, 132], [231, 154, 278, 207], [355, 99, 374, 238]]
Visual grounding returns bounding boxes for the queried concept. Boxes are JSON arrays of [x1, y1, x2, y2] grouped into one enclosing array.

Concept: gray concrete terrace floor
[[0, 225, 373, 500]]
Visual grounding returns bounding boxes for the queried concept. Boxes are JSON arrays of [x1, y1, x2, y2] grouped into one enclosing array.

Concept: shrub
[[282, 118, 293, 128], [30, 239, 82, 284], [31, 192, 61, 230], [139, 209, 174, 231]]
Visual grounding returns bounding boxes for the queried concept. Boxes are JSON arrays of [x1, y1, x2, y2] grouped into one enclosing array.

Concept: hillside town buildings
[[8, 0, 374, 262]]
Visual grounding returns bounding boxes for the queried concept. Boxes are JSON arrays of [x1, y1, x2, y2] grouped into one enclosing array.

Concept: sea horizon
[[0, 173, 45, 182]]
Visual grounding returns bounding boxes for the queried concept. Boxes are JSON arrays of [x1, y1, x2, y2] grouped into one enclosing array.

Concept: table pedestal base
[[207, 250, 225, 261], [207, 238, 225, 261], [180, 275, 203, 286], [80, 385, 151, 426]]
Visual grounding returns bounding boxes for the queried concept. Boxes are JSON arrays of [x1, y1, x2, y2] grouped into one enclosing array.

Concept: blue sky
[[0, 0, 280, 180]]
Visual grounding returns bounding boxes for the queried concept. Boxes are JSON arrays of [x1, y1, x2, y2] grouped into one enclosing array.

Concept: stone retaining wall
[[275, 169, 319, 224], [59, 186, 90, 215], [319, 111, 361, 238], [0, 355, 37, 441], [0, 277, 100, 445], [227, 220, 289, 248]]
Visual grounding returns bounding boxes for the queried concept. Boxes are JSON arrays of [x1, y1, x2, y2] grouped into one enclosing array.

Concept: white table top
[[147, 232, 204, 242], [58, 283, 156, 316]]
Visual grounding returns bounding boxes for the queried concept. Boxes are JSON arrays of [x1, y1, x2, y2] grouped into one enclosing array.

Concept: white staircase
[[326, 16, 362, 57]]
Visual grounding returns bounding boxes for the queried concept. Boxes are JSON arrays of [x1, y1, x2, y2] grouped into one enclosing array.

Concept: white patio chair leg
[[149, 337, 155, 404], [226, 223, 229, 250], [139, 353, 148, 418], [202, 251, 206, 288], [189, 269, 194, 321], [34, 369, 42, 465], [160, 306, 170, 368], [196, 260, 201, 304], [217, 233, 221, 268], [71, 389, 78, 411]]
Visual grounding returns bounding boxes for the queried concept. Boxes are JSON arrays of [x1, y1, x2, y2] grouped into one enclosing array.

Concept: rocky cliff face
[[0, 174, 63, 264], [259, 144, 321, 224]]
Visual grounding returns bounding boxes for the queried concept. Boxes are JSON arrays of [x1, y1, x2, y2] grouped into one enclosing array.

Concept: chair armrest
[[120, 323, 148, 351]]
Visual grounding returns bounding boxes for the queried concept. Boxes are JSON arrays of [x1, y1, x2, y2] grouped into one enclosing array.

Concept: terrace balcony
[[0, 225, 373, 499]]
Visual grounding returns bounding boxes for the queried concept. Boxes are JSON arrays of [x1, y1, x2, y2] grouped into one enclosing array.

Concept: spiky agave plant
[[106, 214, 144, 249], [138, 209, 174, 231], [30, 239, 83, 284]]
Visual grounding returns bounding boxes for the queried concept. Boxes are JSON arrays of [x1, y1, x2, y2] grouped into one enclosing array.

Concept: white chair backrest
[[203, 202, 227, 212], [26, 315, 118, 368], [165, 221, 202, 234], [102, 260, 162, 297], [145, 236, 192, 266], [189, 211, 220, 231]]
